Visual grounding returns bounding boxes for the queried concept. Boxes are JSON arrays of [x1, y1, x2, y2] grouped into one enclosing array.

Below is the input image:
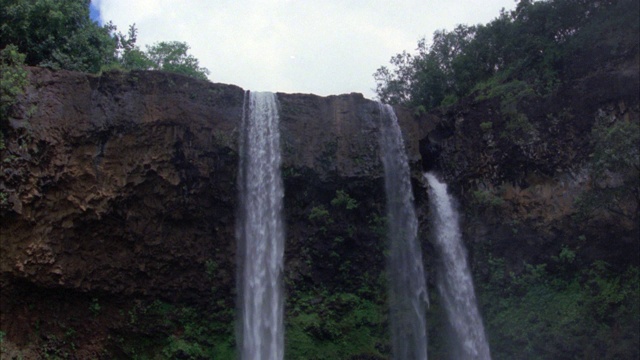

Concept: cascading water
[[424, 172, 491, 360], [237, 91, 285, 360], [378, 103, 429, 360]]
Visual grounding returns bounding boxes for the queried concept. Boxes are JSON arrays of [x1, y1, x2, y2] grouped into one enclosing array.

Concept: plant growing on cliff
[[308, 205, 331, 223], [591, 116, 640, 183], [577, 116, 640, 220], [286, 288, 386, 359], [471, 188, 504, 210], [477, 251, 640, 360], [474, 78, 540, 146], [90, 298, 101, 316], [0, 44, 27, 150], [331, 190, 359, 210]]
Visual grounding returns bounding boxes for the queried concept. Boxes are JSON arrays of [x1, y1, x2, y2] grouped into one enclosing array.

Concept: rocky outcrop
[[0, 66, 432, 293], [0, 67, 432, 357], [2, 68, 243, 299]]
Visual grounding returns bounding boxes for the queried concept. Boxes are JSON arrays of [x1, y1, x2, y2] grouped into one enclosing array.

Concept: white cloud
[[95, 0, 517, 98]]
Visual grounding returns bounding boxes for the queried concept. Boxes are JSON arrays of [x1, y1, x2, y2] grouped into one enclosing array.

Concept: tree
[[373, 51, 415, 105], [145, 41, 209, 80], [373, 0, 621, 109], [0, 0, 117, 73], [0, 1, 210, 80], [112, 24, 154, 71]]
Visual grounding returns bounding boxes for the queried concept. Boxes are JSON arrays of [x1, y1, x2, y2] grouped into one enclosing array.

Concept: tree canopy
[[0, 0, 210, 80], [0, 0, 116, 73], [374, 0, 636, 110], [145, 41, 210, 81]]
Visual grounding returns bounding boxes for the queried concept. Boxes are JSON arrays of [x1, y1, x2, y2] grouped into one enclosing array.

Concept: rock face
[[2, 68, 243, 300], [0, 67, 430, 292], [0, 56, 638, 358], [0, 67, 432, 357]]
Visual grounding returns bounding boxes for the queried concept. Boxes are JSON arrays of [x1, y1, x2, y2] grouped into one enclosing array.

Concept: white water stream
[[237, 91, 284, 360], [425, 172, 491, 360], [378, 103, 429, 360]]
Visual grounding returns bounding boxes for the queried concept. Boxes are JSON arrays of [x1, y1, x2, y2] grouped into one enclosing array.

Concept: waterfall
[[378, 103, 429, 360], [424, 172, 491, 360], [237, 91, 285, 360]]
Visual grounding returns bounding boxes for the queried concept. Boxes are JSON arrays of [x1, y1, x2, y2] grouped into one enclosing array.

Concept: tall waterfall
[[378, 104, 429, 360], [237, 91, 285, 360], [424, 172, 491, 360]]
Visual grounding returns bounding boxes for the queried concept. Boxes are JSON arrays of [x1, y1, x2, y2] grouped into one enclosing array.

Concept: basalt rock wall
[[1, 57, 637, 357], [0, 67, 432, 295], [0, 67, 434, 357]]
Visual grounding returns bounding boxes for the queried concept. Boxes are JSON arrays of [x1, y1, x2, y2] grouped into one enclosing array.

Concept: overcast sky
[[92, 0, 518, 99]]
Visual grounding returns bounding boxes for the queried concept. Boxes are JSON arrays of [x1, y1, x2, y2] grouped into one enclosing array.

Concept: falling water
[[378, 104, 429, 360], [237, 91, 285, 360], [424, 172, 491, 360]]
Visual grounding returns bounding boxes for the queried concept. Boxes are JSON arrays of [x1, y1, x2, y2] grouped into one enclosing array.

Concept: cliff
[[0, 56, 638, 358], [0, 67, 430, 358]]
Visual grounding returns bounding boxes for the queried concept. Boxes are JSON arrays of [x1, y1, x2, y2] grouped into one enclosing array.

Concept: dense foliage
[[374, 0, 639, 358], [0, 0, 116, 73], [374, 0, 635, 110], [0, 45, 27, 137], [477, 254, 639, 359], [0, 0, 209, 79]]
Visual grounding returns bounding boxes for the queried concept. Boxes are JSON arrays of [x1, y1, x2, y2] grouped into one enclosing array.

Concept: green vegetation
[[89, 298, 101, 317], [108, 289, 387, 360], [330, 190, 359, 210], [0, 0, 209, 79], [471, 188, 504, 209], [476, 252, 639, 359], [0, 44, 27, 147], [114, 300, 235, 359], [479, 121, 493, 132], [282, 186, 390, 359], [591, 115, 640, 184], [0, 0, 211, 209], [286, 289, 386, 360], [115, 300, 235, 360], [576, 114, 640, 221], [376, 6, 639, 357], [374, 0, 629, 112], [0, 0, 116, 73], [308, 205, 331, 222], [0, 44, 27, 203], [144, 41, 210, 81]]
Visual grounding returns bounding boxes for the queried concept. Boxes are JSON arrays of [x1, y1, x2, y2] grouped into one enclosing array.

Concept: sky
[[91, 0, 518, 99]]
